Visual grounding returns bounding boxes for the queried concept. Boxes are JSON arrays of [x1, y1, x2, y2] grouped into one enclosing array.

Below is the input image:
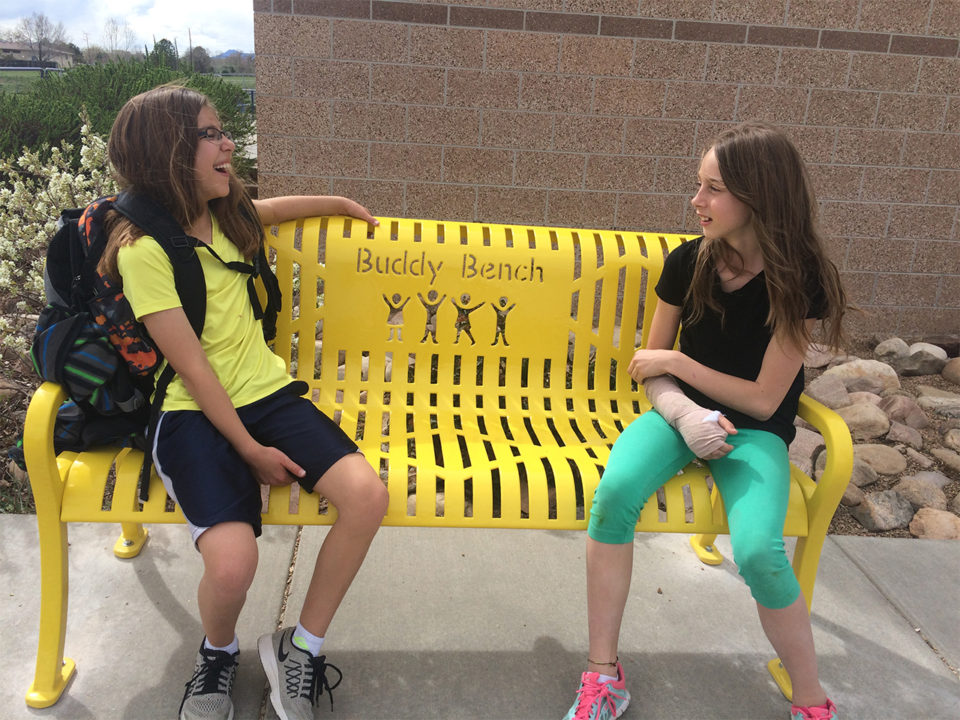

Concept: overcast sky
[[0, 1, 255, 55]]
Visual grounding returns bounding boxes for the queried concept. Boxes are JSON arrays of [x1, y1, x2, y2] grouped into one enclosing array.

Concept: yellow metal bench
[[23, 216, 852, 708]]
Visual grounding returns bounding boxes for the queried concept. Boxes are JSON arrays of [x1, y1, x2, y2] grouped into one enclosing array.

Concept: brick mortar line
[[260, 152, 960, 179], [257, 5, 960, 56], [254, 171, 960, 210]]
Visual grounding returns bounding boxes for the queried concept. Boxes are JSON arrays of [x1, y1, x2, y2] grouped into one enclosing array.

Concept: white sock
[[597, 673, 618, 684], [204, 635, 239, 655], [292, 622, 325, 656]]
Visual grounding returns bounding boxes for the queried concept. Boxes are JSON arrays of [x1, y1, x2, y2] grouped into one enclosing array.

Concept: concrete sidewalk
[[1, 515, 957, 719]]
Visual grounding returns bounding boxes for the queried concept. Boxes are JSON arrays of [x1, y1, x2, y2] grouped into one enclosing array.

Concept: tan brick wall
[[253, 0, 960, 340]]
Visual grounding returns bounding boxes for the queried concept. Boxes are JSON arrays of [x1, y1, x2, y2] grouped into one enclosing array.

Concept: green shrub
[[0, 112, 117, 358], [0, 60, 255, 180]]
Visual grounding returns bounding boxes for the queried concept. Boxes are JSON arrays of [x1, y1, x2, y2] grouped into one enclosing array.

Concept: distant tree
[[234, 53, 255, 74], [182, 46, 213, 74], [82, 45, 112, 65], [149, 38, 178, 69], [102, 17, 136, 58], [14, 12, 67, 65], [66, 43, 83, 64], [0, 59, 256, 180]]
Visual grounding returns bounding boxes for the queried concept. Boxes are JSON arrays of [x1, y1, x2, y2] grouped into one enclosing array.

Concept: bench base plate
[[26, 657, 75, 708]]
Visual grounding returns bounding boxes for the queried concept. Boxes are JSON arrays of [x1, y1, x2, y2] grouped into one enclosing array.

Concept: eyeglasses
[[197, 126, 233, 142]]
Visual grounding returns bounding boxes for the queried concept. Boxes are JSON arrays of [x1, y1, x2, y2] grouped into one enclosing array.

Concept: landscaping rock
[[942, 357, 960, 387], [874, 337, 909, 361], [907, 470, 952, 489], [853, 444, 907, 475], [851, 459, 879, 488], [892, 476, 947, 511], [930, 448, 960, 476], [788, 427, 824, 477], [877, 394, 928, 429], [841, 483, 864, 506], [805, 373, 850, 409], [944, 428, 960, 453], [891, 343, 948, 376], [837, 402, 890, 440], [916, 385, 960, 418], [814, 453, 878, 488], [822, 359, 900, 393], [849, 490, 914, 531], [904, 447, 934, 468], [885, 421, 922, 449], [908, 508, 960, 539], [805, 344, 841, 369]]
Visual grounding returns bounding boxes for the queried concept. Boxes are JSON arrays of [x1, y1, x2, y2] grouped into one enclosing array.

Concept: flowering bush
[[0, 110, 116, 363]]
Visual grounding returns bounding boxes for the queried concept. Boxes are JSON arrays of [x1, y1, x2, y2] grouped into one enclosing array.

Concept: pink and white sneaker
[[791, 698, 838, 720], [562, 663, 630, 720]]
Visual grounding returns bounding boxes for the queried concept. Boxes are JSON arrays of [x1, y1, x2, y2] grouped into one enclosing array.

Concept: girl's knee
[[317, 455, 389, 525], [587, 470, 648, 542], [205, 560, 257, 597], [198, 523, 258, 593], [732, 537, 797, 607]]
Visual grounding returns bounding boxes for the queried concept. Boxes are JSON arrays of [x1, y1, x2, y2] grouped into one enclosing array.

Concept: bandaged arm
[[643, 374, 729, 458]]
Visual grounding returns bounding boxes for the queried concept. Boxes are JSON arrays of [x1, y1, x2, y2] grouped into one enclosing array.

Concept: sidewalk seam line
[[259, 524, 304, 720], [828, 536, 960, 680]]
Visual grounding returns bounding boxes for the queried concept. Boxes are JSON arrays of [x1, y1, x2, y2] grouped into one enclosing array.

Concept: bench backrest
[[263, 217, 696, 527]]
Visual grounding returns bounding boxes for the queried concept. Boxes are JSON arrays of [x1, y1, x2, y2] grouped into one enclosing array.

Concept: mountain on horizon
[[214, 49, 254, 59]]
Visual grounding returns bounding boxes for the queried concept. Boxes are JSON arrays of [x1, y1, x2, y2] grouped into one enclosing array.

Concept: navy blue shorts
[[152, 382, 359, 540]]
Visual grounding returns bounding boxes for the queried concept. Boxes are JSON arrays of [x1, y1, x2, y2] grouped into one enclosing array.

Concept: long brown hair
[[99, 82, 261, 278], [686, 122, 846, 350]]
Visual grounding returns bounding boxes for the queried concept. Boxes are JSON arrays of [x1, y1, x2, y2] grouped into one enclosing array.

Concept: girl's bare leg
[[297, 454, 389, 634], [197, 521, 259, 646], [757, 594, 827, 707], [586, 537, 634, 674]]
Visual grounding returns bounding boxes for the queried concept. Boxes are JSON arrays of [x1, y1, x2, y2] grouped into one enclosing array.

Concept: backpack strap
[[109, 193, 282, 501], [112, 193, 207, 337], [110, 193, 211, 501]]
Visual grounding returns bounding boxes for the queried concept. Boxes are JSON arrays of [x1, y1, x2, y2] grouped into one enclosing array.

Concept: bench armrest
[[796, 393, 853, 531], [23, 382, 70, 516]]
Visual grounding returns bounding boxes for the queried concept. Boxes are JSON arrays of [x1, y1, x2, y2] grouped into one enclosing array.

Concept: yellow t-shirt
[[116, 215, 290, 411]]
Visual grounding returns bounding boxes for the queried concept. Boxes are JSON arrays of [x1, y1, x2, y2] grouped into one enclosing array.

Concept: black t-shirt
[[654, 237, 823, 445]]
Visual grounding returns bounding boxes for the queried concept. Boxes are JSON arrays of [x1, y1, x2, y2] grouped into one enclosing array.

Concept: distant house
[[0, 41, 75, 68]]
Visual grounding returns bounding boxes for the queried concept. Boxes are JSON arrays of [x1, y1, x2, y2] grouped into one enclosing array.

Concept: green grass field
[[0, 69, 45, 93], [0, 69, 254, 93], [219, 74, 255, 90]]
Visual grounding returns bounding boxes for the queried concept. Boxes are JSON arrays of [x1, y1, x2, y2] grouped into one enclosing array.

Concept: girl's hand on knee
[[699, 414, 738, 459], [243, 444, 306, 486], [678, 409, 737, 459]]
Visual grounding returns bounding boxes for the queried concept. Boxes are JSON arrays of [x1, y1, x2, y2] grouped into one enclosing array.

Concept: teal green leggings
[[588, 410, 800, 610]]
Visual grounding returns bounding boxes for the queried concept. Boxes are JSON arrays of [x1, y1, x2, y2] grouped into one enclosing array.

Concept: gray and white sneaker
[[258, 627, 342, 719], [179, 640, 238, 720]]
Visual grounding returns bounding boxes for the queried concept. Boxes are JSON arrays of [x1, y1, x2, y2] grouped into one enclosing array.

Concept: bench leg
[[690, 480, 724, 565], [25, 515, 75, 708], [689, 533, 724, 565], [113, 523, 149, 559], [767, 658, 793, 701]]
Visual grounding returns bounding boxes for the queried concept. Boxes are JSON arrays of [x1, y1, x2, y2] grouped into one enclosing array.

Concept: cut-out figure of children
[[451, 293, 483, 345], [382, 293, 409, 341], [491, 296, 516, 346], [418, 290, 446, 344]]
